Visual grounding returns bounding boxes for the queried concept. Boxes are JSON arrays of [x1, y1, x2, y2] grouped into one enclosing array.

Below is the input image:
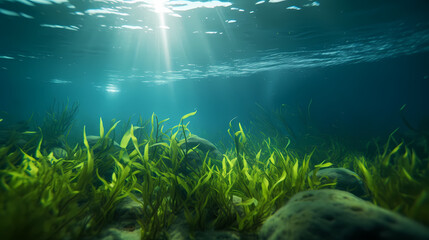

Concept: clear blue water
[[0, 0, 428, 142]]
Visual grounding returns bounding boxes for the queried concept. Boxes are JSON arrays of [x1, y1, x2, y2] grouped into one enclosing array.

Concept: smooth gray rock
[[180, 135, 223, 160], [316, 168, 367, 198], [260, 189, 429, 240], [88, 196, 255, 240], [92, 228, 140, 240], [112, 196, 143, 230], [178, 135, 223, 173], [168, 211, 191, 240], [52, 147, 67, 159], [86, 135, 120, 149], [193, 230, 241, 240], [167, 210, 246, 240], [85, 196, 142, 240]]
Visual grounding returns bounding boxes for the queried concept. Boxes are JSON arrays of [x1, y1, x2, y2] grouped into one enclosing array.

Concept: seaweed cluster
[[38, 100, 79, 151], [0, 107, 428, 240], [355, 129, 429, 225]]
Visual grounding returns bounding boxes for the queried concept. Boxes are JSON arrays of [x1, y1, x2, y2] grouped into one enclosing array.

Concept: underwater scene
[[0, 0, 429, 239]]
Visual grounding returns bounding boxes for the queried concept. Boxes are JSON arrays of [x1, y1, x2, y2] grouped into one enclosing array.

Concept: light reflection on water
[[0, 0, 428, 90]]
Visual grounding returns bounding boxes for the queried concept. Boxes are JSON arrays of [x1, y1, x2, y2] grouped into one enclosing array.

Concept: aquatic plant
[[354, 130, 429, 225], [38, 100, 79, 151], [0, 139, 88, 240], [399, 104, 429, 157], [121, 112, 335, 237], [2, 109, 428, 240], [250, 101, 316, 150], [0, 119, 136, 239], [0, 111, 337, 239], [141, 114, 335, 233]]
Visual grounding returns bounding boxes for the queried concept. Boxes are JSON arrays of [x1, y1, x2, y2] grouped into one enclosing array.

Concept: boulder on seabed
[[52, 147, 67, 159], [86, 135, 120, 148], [260, 189, 429, 240], [179, 135, 223, 168], [85, 196, 143, 240], [315, 167, 367, 198], [53, 136, 120, 159]]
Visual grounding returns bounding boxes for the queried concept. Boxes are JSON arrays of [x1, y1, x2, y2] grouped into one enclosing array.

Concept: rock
[[168, 211, 191, 240], [259, 189, 429, 240], [315, 168, 367, 198], [168, 210, 247, 240], [193, 230, 241, 240], [90, 227, 140, 240], [52, 147, 67, 159], [180, 135, 223, 160], [178, 135, 223, 172], [112, 196, 143, 230], [232, 195, 245, 217], [86, 135, 120, 149], [85, 196, 142, 240], [89, 196, 255, 240]]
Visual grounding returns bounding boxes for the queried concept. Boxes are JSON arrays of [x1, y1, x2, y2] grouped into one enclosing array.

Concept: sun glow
[[151, 0, 170, 13], [147, 0, 171, 71]]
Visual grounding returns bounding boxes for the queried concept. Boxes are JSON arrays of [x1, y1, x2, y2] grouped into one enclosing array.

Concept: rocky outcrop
[[89, 197, 246, 240], [85, 197, 142, 240], [86, 135, 120, 149], [52, 147, 67, 159], [178, 135, 223, 172], [180, 135, 223, 160], [260, 189, 429, 240], [315, 167, 367, 198]]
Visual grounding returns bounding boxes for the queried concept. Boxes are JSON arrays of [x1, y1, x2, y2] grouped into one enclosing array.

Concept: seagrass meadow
[[0, 103, 428, 240]]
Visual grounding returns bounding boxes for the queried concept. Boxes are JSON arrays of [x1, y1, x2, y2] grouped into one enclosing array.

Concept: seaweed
[[0, 139, 89, 240], [399, 104, 429, 157], [251, 101, 317, 150], [38, 100, 79, 151], [354, 130, 429, 225], [1, 108, 428, 240]]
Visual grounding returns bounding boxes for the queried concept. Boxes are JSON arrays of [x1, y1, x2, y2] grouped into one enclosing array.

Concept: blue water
[[0, 0, 428, 142]]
